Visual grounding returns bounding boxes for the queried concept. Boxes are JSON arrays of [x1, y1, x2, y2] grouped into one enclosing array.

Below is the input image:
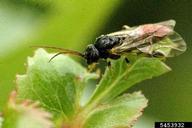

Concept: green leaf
[[2, 91, 54, 128], [15, 49, 171, 128], [16, 49, 98, 119], [87, 57, 171, 107], [83, 92, 148, 128]]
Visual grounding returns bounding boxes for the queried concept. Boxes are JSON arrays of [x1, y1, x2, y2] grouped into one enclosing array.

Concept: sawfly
[[34, 19, 186, 66]]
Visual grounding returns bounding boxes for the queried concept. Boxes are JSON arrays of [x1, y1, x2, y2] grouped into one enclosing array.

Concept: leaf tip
[[4, 91, 54, 128]]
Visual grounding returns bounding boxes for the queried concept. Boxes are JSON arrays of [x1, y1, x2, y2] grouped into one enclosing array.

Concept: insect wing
[[108, 19, 175, 37], [156, 19, 176, 29], [107, 26, 137, 37], [152, 32, 186, 57]]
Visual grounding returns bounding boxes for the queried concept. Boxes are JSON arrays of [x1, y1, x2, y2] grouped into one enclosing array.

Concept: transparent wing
[[156, 19, 176, 29], [108, 19, 175, 37], [152, 32, 186, 57], [111, 34, 151, 54], [111, 31, 186, 57]]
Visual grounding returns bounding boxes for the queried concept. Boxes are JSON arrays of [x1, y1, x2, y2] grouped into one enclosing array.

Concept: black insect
[[33, 20, 186, 67]]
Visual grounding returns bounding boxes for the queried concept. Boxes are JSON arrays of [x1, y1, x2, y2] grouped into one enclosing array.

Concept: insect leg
[[106, 60, 113, 74], [87, 63, 97, 72], [107, 61, 111, 67], [125, 58, 130, 64], [95, 68, 101, 78]]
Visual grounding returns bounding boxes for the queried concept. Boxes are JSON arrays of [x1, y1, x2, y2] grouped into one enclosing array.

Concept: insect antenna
[[31, 45, 85, 62]]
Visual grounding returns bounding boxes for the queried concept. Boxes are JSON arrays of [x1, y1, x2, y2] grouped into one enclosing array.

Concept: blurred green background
[[0, 0, 191, 127]]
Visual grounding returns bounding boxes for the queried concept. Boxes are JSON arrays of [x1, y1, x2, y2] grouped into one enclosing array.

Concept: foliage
[[0, 49, 170, 127], [2, 91, 53, 128]]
